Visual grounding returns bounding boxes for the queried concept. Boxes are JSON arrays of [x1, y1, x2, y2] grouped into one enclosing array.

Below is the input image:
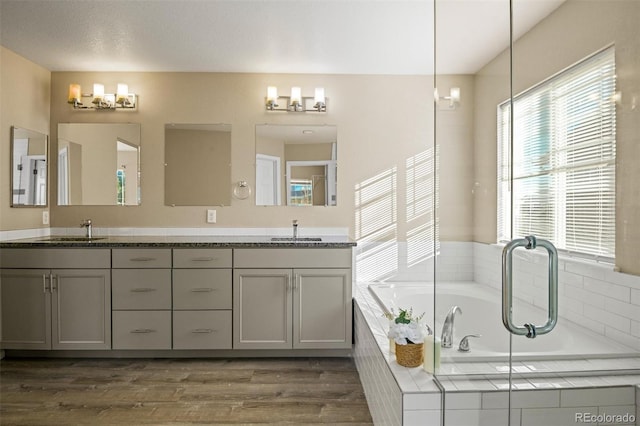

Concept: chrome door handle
[[502, 235, 558, 338]]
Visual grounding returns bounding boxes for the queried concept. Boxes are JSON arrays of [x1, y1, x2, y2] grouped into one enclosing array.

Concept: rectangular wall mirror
[[11, 126, 48, 207], [164, 123, 232, 206], [255, 124, 337, 206], [57, 123, 141, 206]]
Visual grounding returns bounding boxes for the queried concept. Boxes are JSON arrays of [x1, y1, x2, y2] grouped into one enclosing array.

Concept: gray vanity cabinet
[[0, 249, 111, 350], [111, 248, 172, 350], [233, 249, 352, 350], [172, 249, 233, 350]]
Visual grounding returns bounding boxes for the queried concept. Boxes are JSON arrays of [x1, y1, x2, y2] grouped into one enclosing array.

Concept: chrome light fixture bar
[[265, 86, 327, 112], [68, 83, 137, 111]]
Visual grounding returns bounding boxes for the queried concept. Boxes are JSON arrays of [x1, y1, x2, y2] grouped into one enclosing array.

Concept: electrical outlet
[[42, 211, 49, 225], [206, 209, 216, 224]]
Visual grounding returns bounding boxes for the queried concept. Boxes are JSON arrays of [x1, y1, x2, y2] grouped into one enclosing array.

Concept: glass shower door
[[433, 0, 640, 425]]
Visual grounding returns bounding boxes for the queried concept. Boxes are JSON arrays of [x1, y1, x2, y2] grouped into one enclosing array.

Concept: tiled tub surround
[[355, 240, 640, 353], [473, 242, 640, 354], [369, 282, 637, 364], [353, 241, 640, 425], [355, 283, 640, 426]]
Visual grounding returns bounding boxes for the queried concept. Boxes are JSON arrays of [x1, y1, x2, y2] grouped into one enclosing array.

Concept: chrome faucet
[[441, 306, 462, 348], [80, 219, 93, 239], [292, 220, 298, 240]]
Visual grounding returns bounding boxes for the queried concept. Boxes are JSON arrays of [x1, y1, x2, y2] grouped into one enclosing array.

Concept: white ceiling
[[0, 0, 565, 75]]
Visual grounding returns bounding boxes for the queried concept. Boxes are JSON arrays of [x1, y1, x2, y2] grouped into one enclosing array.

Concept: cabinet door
[[52, 269, 111, 350], [293, 268, 352, 349], [0, 269, 51, 350], [233, 269, 292, 349]]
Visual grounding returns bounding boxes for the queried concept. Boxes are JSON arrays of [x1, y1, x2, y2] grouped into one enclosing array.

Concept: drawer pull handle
[[190, 288, 216, 292], [129, 257, 157, 262], [191, 329, 216, 334], [130, 328, 156, 333], [130, 288, 157, 293], [191, 257, 216, 262]]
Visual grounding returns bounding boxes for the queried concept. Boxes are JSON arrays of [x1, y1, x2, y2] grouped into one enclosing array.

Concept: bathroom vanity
[[0, 237, 355, 357]]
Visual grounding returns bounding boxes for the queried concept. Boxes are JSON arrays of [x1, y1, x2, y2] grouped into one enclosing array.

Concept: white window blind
[[498, 46, 616, 258]]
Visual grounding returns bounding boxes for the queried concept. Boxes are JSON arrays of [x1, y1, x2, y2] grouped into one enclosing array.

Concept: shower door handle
[[502, 235, 558, 338]]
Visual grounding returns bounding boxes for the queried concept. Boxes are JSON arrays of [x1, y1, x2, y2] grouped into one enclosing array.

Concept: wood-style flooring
[[0, 357, 373, 425]]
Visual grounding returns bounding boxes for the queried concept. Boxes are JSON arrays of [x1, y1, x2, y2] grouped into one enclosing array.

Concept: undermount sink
[[270, 237, 322, 242], [39, 236, 106, 242]]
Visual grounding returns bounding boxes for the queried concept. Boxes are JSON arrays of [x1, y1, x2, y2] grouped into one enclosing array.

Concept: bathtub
[[369, 282, 637, 363]]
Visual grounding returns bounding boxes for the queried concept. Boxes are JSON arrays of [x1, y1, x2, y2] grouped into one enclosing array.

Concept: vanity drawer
[[173, 311, 232, 350], [233, 248, 352, 268], [173, 249, 232, 268], [0, 248, 110, 269], [112, 249, 171, 268], [112, 311, 171, 350], [112, 269, 172, 310], [173, 269, 232, 310]]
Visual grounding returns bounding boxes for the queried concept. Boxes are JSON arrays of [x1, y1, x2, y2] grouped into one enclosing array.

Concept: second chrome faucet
[[441, 305, 462, 348], [80, 219, 93, 239]]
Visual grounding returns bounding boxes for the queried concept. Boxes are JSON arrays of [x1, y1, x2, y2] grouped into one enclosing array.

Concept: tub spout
[[441, 306, 462, 348]]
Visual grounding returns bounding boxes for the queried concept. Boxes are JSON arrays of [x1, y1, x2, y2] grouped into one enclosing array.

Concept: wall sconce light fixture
[[435, 87, 461, 109], [265, 86, 327, 112], [68, 83, 137, 111]]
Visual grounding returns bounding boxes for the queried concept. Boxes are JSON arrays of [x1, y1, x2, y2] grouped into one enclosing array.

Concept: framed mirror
[[10, 126, 48, 207], [57, 123, 141, 206], [255, 124, 337, 206], [164, 123, 232, 206]]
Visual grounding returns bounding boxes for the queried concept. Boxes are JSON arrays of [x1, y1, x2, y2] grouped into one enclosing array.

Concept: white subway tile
[[605, 298, 640, 321], [584, 277, 631, 303], [565, 259, 609, 281], [604, 327, 640, 351], [583, 306, 630, 333], [404, 392, 441, 410], [522, 406, 598, 426], [482, 390, 560, 409], [566, 286, 606, 308], [605, 269, 640, 289], [443, 409, 483, 426], [560, 387, 635, 407], [403, 409, 441, 426], [445, 392, 482, 409], [598, 404, 636, 420], [559, 270, 584, 288], [632, 289, 640, 306]]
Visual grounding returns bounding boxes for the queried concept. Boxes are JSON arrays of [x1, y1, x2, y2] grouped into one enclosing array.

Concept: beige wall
[[45, 71, 474, 242], [0, 47, 51, 231], [473, 0, 640, 274], [1, 51, 474, 243]]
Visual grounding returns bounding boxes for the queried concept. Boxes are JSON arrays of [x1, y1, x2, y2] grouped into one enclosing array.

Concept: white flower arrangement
[[384, 307, 426, 346]]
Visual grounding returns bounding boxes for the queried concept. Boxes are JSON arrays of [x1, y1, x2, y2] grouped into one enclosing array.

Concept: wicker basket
[[395, 342, 424, 367]]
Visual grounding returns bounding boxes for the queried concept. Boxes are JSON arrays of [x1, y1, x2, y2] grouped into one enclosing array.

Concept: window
[[289, 179, 313, 206], [498, 47, 616, 259], [117, 169, 126, 206]]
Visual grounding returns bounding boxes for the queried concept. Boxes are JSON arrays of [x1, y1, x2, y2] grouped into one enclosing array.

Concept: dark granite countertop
[[0, 235, 356, 249]]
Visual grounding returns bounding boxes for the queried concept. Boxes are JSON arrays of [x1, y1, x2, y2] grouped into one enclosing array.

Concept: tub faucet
[[441, 306, 462, 348], [81, 219, 92, 239], [292, 220, 298, 240]]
